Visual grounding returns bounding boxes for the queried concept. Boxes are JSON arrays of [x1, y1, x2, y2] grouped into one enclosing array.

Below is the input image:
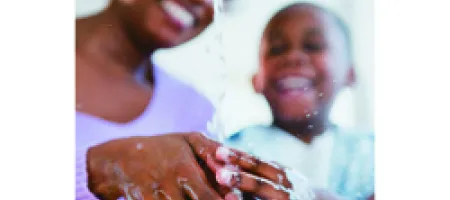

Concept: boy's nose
[[284, 49, 310, 68], [280, 50, 315, 77]]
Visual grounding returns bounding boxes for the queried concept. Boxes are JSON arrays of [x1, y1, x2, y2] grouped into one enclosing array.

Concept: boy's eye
[[304, 42, 326, 52], [268, 44, 287, 56]]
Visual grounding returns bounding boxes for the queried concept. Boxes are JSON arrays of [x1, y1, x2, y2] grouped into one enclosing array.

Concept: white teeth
[[161, 0, 195, 29], [278, 77, 312, 90]]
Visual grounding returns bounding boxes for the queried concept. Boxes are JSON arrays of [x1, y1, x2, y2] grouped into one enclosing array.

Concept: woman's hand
[[86, 133, 223, 200]]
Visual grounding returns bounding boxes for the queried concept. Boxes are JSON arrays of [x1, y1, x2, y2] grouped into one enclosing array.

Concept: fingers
[[179, 178, 223, 200], [206, 154, 246, 199], [190, 0, 212, 4], [224, 188, 243, 200], [216, 168, 290, 200], [206, 153, 223, 173], [153, 183, 184, 200], [177, 150, 224, 200], [215, 146, 292, 188], [186, 133, 292, 188], [177, 169, 223, 200], [185, 133, 222, 161]]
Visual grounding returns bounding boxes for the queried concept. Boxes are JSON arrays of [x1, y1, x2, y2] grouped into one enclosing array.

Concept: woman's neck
[[76, 10, 156, 77]]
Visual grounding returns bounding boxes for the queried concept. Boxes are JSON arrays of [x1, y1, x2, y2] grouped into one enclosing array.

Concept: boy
[[225, 3, 374, 200]]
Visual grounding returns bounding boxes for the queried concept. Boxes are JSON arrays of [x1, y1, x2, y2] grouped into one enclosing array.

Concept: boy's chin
[[277, 113, 313, 123], [274, 106, 322, 123], [277, 105, 317, 118]]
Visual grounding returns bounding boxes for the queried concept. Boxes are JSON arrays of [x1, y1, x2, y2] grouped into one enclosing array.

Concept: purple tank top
[[76, 65, 216, 199]]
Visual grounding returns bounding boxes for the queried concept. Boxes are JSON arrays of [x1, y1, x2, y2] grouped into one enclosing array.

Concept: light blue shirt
[[225, 125, 374, 200]]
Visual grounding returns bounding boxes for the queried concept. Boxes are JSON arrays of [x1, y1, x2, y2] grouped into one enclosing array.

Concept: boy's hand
[[186, 134, 317, 200]]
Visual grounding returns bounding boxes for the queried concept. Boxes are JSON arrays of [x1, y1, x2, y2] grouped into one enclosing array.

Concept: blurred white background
[[76, 0, 373, 137]]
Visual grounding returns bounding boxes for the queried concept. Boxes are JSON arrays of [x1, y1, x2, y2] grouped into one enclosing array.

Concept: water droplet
[[199, 147, 205, 155], [177, 177, 188, 185], [277, 174, 284, 184], [306, 113, 311, 118], [308, 125, 314, 129], [313, 111, 319, 116], [318, 93, 324, 97], [136, 143, 143, 150], [231, 188, 243, 200], [151, 182, 160, 190], [241, 156, 256, 166], [224, 164, 239, 171], [269, 161, 282, 170], [215, 34, 222, 42], [130, 185, 143, 199], [218, 5, 225, 12]]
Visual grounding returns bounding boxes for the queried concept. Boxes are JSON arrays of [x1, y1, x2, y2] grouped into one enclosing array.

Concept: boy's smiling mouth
[[161, 0, 195, 30], [274, 75, 317, 100]]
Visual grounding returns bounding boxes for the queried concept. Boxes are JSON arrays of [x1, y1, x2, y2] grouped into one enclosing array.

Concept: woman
[[76, 0, 219, 198]]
